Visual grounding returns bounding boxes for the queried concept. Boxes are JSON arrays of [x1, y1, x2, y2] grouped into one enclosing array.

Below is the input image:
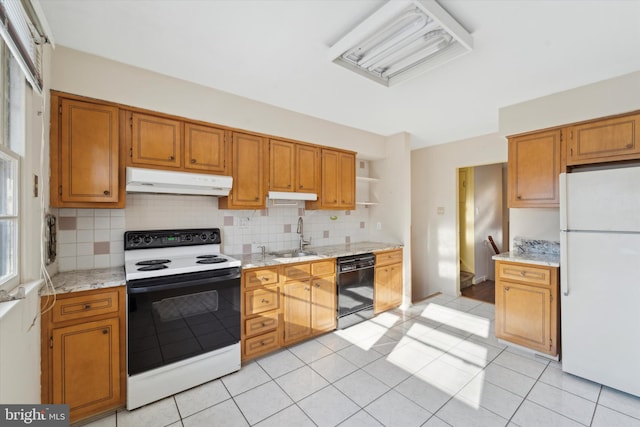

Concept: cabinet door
[[389, 263, 403, 307], [220, 132, 266, 209], [495, 280, 551, 353], [184, 123, 227, 174], [51, 318, 121, 422], [320, 149, 340, 208], [567, 114, 640, 165], [338, 152, 356, 209], [130, 112, 182, 168], [57, 99, 120, 205], [269, 139, 295, 192], [311, 275, 336, 333], [296, 144, 320, 193], [374, 266, 392, 314], [508, 130, 561, 208], [283, 281, 311, 345]]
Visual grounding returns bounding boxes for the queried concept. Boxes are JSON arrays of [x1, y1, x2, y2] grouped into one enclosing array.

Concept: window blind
[[0, 0, 42, 93]]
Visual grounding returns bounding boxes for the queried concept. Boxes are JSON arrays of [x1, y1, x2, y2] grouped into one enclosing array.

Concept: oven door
[[337, 265, 374, 317], [127, 267, 241, 376]]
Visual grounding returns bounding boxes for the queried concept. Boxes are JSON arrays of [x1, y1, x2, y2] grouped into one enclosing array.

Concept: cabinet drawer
[[244, 311, 278, 337], [244, 330, 279, 359], [282, 263, 310, 281], [244, 268, 279, 289], [244, 286, 279, 316], [311, 260, 335, 277], [51, 290, 119, 323], [498, 263, 550, 286], [375, 249, 403, 267]]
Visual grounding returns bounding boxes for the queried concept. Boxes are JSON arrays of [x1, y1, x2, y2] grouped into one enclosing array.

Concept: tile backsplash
[[55, 193, 371, 272]]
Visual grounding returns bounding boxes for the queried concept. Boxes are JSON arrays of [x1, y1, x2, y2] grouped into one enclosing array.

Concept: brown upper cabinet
[[125, 111, 229, 175], [307, 148, 356, 210], [219, 132, 268, 209], [127, 111, 183, 169], [566, 113, 640, 166], [269, 139, 320, 194], [508, 129, 562, 208], [50, 93, 124, 208]]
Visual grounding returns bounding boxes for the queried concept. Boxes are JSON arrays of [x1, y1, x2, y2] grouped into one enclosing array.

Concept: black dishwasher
[[336, 253, 375, 329]]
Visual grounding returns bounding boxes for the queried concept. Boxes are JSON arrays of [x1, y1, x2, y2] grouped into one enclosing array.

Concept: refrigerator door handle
[[559, 173, 568, 231], [560, 230, 569, 296]]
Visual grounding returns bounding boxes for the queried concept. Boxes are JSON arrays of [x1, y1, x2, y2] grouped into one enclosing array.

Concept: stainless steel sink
[[270, 250, 317, 258]]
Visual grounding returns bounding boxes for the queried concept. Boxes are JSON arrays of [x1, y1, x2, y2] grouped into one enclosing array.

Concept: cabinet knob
[[169, 155, 175, 160], [84, 304, 91, 310], [103, 190, 110, 196], [287, 184, 291, 188], [254, 197, 259, 201], [191, 159, 197, 164], [505, 287, 510, 291], [261, 341, 266, 346], [260, 276, 268, 281], [520, 271, 525, 276], [102, 329, 109, 334], [516, 195, 522, 199], [299, 185, 303, 189], [314, 283, 320, 288], [261, 322, 267, 327], [627, 143, 633, 149]]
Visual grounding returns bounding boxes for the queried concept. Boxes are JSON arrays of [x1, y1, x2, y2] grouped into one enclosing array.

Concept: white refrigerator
[[560, 166, 640, 397]]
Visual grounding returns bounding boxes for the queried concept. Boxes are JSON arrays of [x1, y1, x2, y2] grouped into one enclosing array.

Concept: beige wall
[[411, 133, 507, 300], [369, 133, 412, 305], [50, 46, 387, 159]]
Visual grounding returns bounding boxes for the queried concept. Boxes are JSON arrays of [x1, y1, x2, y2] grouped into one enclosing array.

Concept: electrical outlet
[[376, 222, 382, 230], [437, 207, 445, 215]]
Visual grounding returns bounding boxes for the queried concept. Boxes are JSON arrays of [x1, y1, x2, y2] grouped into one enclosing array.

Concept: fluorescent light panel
[[329, 0, 472, 87]]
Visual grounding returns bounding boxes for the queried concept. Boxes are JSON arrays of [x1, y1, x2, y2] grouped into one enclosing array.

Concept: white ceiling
[[37, 0, 640, 149]]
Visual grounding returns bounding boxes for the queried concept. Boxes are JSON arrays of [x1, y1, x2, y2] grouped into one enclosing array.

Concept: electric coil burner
[[124, 228, 241, 410]]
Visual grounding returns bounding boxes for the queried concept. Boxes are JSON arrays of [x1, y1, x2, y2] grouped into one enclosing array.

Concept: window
[[0, 37, 20, 291]]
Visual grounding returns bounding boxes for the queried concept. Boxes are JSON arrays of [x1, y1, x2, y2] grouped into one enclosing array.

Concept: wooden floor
[[461, 280, 495, 304]]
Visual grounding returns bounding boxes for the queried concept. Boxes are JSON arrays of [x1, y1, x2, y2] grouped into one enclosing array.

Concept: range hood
[[126, 167, 232, 196], [268, 191, 317, 201]]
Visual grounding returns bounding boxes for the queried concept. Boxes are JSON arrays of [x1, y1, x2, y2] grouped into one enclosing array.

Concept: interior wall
[[369, 132, 413, 306], [411, 133, 507, 300], [500, 71, 640, 137], [50, 46, 386, 159], [473, 163, 503, 282]]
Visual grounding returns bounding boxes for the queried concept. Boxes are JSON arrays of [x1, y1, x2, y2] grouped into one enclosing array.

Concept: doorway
[[457, 163, 508, 304]]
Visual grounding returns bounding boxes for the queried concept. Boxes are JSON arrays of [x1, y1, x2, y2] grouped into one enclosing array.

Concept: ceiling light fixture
[[329, 0, 472, 87]]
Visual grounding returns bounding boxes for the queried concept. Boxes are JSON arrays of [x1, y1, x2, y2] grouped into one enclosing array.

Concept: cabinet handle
[[261, 299, 269, 304], [261, 322, 267, 327], [103, 190, 110, 196], [102, 329, 109, 334], [84, 304, 91, 310], [516, 195, 522, 199], [304, 287, 310, 291], [169, 155, 175, 160], [191, 159, 197, 164], [260, 276, 268, 281], [287, 184, 291, 188], [627, 143, 633, 149], [520, 271, 526, 276], [505, 287, 510, 291], [299, 185, 303, 189], [314, 283, 320, 288], [254, 197, 259, 201]]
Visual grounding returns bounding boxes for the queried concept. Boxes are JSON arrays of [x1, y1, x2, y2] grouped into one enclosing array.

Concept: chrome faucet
[[297, 217, 310, 251]]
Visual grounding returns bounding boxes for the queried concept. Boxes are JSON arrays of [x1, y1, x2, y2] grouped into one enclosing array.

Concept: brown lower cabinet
[[374, 249, 403, 313], [495, 260, 559, 356], [241, 259, 336, 360], [41, 287, 126, 424]]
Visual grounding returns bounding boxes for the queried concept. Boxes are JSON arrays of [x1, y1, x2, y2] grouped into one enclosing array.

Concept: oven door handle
[[127, 270, 241, 294], [339, 265, 375, 274]]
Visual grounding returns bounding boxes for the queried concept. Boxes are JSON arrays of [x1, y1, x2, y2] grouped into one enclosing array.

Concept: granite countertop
[[492, 251, 560, 267], [43, 267, 126, 296], [231, 241, 403, 269], [43, 241, 402, 295]]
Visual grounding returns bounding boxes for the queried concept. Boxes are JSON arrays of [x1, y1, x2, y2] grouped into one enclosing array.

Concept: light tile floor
[[83, 294, 640, 426]]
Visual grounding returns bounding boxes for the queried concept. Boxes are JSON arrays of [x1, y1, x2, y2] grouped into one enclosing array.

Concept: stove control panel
[[125, 228, 221, 250]]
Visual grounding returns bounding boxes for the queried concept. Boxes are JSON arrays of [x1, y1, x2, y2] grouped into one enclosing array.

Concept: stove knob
[[200, 233, 208, 241], [183, 234, 192, 242], [143, 235, 152, 245], [131, 236, 142, 245], [210, 232, 218, 242]]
